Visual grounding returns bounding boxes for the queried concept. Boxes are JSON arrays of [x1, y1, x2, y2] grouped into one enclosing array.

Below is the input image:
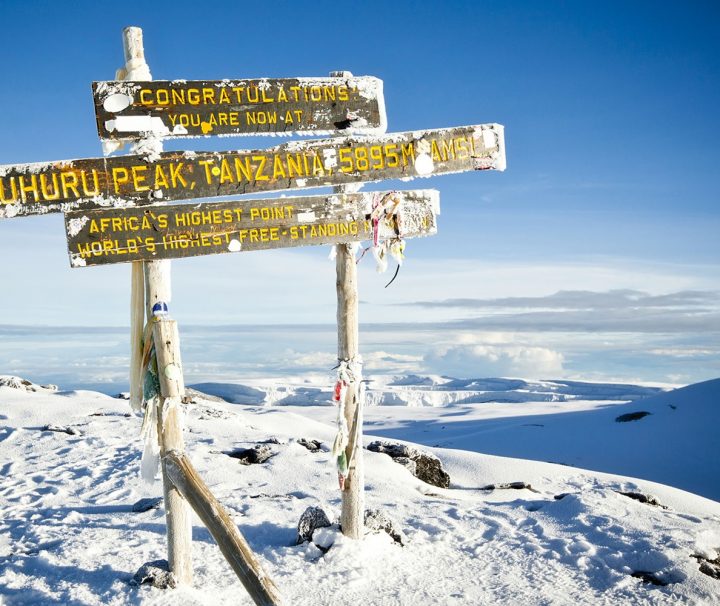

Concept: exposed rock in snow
[[0, 375, 56, 392], [183, 387, 230, 405], [364, 509, 405, 546], [194, 404, 236, 421], [631, 570, 670, 587], [297, 438, 323, 452], [41, 423, 81, 436], [480, 481, 538, 493], [131, 497, 162, 513], [297, 506, 332, 544], [259, 437, 284, 445], [130, 560, 176, 589], [692, 553, 720, 580], [226, 444, 275, 465], [616, 411, 652, 422], [368, 440, 450, 488], [0, 376, 34, 390], [616, 491, 668, 509]]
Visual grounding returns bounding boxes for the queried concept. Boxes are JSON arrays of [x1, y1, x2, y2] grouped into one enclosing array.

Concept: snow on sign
[[92, 77, 387, 140], [0, 124, 504, 220], [64, 190, 439, 266]]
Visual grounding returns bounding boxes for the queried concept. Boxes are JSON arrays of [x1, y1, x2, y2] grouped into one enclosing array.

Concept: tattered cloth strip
[[331, 357, 363, 490], [140, 316, 161, 403], [370, 191, 402, 246], [139, 315, 161, 481], [355, 192, 407, 286], [129, 264, 146, 413], [139, 398, 160, 482]]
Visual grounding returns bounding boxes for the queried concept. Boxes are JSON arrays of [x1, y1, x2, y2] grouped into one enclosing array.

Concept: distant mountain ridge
[[191, 375, 668, 407]]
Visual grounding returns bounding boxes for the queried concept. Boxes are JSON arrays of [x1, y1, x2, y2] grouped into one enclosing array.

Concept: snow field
[[1, 379, 719, 605]]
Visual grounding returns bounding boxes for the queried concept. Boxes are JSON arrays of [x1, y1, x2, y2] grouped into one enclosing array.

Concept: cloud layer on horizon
[[402, 289, 718, 311], [1, 284, 717, 388], [375, 289, 720, 335]]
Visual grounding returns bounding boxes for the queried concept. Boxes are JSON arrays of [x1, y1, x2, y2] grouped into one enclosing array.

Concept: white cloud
[[405, 289, 719, 311], [424, 343, 565, 379], [274, 348, 423, 375], [362, 351, 423, 374], [647, 348, 718, 358], [280, 350, 337, 368], [2, 215, 718, 329]]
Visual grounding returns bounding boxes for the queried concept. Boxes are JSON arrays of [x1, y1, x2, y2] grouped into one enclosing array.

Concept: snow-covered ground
[[1, 374, 719, 605]]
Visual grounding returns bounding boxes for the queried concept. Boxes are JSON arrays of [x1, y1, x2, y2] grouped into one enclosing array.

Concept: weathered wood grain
[[164, 450, 284, 606], [118, 26, 193, 587], [1, 124, 502, 219], [64, 190, 439, 267], [92, 76, 386, 139], [152, 319, 193, 585]]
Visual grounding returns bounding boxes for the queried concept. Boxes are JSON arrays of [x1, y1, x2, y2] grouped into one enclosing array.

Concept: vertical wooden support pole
[[152, 318, 193, 584], [335, 238, 365, 539], [332, 70, 365, 540], [120, 28, 152, 415], [120, 26, 193, 584]]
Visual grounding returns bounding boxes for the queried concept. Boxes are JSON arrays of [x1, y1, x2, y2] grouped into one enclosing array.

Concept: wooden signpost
[[0, 22, 507, 605], [0, 123, 504, 219], [64, 190, 439, 266], [115, 27, 195, 591], [93, 77, 386, 139]]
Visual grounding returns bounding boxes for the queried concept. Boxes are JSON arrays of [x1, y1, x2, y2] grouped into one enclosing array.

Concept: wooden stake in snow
[[335, 236, 365, 539], [164, 450, 284, 606], [151, 317, 193, 585], [333, 70, 366, 540], [119, 26, 193, 585]]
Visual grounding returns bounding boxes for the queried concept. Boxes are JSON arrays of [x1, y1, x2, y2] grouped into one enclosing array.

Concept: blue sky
[[0, 0, 718, 386]]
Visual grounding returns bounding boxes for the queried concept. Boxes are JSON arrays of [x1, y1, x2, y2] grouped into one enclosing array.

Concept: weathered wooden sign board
[[64, 190, 439, 267], [0, 124, 503, 220], [93, 77, 386, 140]]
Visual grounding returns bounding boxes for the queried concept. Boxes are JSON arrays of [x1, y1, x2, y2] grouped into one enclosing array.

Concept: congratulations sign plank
[[64, 190, 439, 267], [1, 124, 503, 220], [93, 76, 386, 140]]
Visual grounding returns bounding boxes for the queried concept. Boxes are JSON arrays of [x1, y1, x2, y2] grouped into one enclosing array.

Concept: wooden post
[[118, 27, 152, 415], [151, 318, 193, 585], [332, 70, 366, 540], [335, 238, 365, 539], [120, 26, 193, 585], [123, 28, 149, 413], [164, 451, 284, 606]]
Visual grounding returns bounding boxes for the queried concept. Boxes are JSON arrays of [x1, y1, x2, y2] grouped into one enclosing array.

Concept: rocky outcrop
[[368, 440, 450, 488]]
